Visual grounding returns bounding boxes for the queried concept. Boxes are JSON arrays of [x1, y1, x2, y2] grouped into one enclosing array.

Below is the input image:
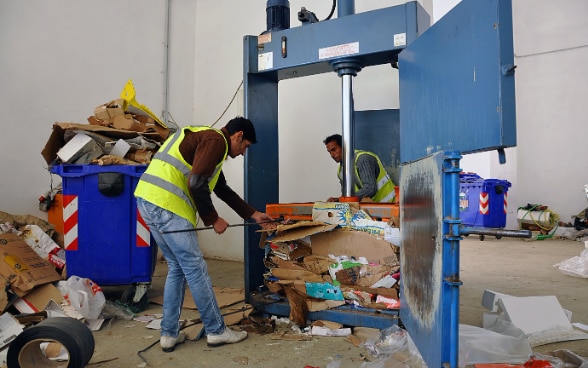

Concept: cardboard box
[[351, 218, 388, 237], [310, 228, 399, 266], [312, 202, 371, 227], [0, 233, 62, 298], [111, 114, 146, 132], [94, 99, 125, 121]]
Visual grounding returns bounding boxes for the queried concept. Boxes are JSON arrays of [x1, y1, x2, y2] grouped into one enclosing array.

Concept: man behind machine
[[324, 133, 396, 203], [135, 116, 273, 352]]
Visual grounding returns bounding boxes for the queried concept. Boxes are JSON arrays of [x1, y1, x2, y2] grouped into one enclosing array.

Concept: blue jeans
[[136, 197, 225, 337]]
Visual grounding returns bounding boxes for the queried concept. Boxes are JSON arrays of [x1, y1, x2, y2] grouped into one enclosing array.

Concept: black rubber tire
[[7, 317, 95, 368], [121, 285, 149, 312], [479, 234, 485, 241]]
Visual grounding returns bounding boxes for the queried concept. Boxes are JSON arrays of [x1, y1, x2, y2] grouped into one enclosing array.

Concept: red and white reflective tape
[[136, 209, 150, 247], [504, 192, 508, 214], [63, 194, 79, 251], [479, 192, 489, 215]]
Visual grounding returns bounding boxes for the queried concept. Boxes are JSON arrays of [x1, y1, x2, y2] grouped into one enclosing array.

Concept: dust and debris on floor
[[1, 208, 588, 367]]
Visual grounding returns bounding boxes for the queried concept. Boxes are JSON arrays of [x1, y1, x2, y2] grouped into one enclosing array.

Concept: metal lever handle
[[160, 217, 284, 234], [459, 226, 532, 239]]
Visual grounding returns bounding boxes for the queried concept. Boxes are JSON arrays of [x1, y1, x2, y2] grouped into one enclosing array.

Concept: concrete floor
[[85, 236, 588, 367]]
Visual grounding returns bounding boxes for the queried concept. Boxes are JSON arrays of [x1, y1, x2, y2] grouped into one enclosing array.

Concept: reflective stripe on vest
[[338, 150, 395, 203], [134, 126, 228, 226]]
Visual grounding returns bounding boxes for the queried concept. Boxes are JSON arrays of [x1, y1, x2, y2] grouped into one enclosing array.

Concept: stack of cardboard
[[41, 81, 172, 166], [260, 202, 401, 326], [89, 98, 168, 139], [0, 233, 63, 313]]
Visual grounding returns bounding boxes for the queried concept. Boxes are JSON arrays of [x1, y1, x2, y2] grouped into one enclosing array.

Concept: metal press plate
[[400, 151, 448, 366]]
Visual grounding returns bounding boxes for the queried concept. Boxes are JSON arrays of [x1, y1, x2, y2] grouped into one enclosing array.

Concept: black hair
[[323, 134, 342, 147], [225, 116, 257, 144]]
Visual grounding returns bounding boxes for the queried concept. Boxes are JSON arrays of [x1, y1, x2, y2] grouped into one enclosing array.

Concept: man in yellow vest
[[135, 116, 273, 352], [324, 134, 396, 203]]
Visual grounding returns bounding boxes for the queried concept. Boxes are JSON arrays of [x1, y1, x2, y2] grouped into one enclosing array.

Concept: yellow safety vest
[[134, 126, 228, 226], [338, 150, 396, 203]]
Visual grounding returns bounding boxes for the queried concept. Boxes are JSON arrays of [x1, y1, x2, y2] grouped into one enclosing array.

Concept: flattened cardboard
[[271, 268, 325, 283], [266, 257, 307, 271], [267, 222, 337, 243], [302, 255, 337, 275], [310, 228, 399, 265], [0, 233, 62, 297], [13, 283, 64, 314], [268, 240, 311, 260], [307, 298, 345, 312], [341, 284, 399, 300]]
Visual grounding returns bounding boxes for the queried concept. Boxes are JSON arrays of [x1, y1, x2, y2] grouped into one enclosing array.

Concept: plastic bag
[[57, 276, 106, 320], [361, 325, 426, 368], [459, 322, 532, 367], [555, 248, 588, 278]]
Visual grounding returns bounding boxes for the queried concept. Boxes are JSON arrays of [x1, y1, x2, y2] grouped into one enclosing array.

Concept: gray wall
[[0, 0, 585, 261]]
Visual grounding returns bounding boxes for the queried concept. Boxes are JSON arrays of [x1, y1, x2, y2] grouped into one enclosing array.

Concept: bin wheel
[[496, 235, 502, 240], [121, 285, 149, 313], [479, 234, 485, 241]]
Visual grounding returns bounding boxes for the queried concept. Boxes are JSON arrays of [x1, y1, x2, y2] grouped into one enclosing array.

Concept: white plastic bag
[[459, 322, 532, 367], [57, 276, 106, 320], [361, 325, 426, 368], [555, 248, 588, 278]]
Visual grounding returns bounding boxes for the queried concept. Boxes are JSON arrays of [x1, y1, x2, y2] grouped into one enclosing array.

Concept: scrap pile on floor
[[41, 80, 173, 169], [258, 201, 401, 327]]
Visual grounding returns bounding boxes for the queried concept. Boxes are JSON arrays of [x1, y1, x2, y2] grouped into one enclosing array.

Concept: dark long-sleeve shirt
[[178, 127, 255, 226]]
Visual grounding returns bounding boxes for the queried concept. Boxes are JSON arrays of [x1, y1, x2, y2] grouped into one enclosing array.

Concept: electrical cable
[[211, 80, 244, 128], [162, 110, 181, 133], [137, 305, 253, 366], [517, 204, 560, 236], [324, 0, 336, 20]]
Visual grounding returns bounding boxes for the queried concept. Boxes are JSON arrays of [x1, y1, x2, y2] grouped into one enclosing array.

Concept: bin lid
[[459, 172, 483, 182]]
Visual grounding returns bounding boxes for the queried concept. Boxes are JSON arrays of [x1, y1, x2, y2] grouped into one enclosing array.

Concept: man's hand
[[250, 211, 274, 229], [327, 197, 339, 202], [213, 217, 229, 234]]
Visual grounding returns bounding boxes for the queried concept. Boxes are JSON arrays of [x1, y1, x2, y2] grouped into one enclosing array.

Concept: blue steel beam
[[248, 2, 430, 81]]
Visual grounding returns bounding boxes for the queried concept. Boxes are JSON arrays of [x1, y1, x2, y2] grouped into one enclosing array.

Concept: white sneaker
[[160, 331, 186, 352], [207, 327, 247, 347]]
